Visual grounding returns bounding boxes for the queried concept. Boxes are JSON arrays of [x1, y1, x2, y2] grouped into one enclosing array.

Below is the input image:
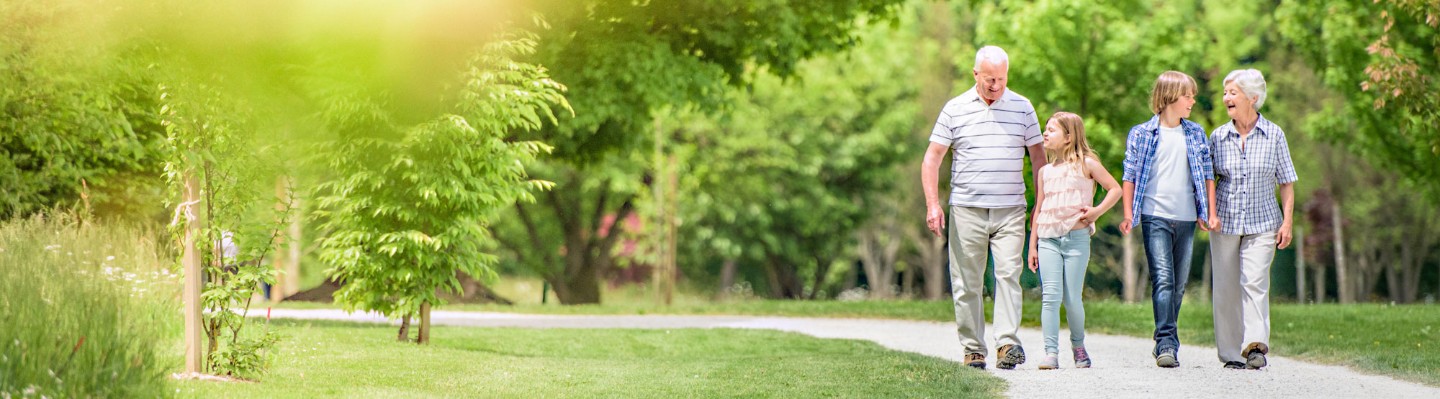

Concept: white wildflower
[[106, 256, 115, 261]]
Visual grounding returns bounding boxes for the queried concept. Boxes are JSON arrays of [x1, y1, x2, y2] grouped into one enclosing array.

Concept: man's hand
[[927, 206, 945, 237]]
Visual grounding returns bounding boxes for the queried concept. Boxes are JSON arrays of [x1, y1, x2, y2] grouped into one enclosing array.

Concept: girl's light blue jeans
[[1038, 228, 1090, 354]]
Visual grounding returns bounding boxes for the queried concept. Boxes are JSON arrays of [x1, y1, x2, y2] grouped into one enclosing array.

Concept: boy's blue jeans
[[1141, 216, 1196, 356], [1038, 228, 1091, 355]]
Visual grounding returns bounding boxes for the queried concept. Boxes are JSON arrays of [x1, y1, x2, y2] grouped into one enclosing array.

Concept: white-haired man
[[922, 45, 1047, 370]]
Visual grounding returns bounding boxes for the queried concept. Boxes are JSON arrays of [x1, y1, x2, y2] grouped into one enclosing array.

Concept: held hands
[[1277, 222, 1293, 249], [1202, 212, 1222, 232], [926, 206, 945, 237]]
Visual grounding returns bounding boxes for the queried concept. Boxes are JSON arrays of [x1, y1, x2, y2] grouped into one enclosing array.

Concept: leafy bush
[[0, 213, 177, 398]]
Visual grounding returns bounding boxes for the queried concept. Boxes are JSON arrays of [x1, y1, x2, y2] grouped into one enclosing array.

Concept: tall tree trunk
[[763, 256, 804, 299], [1313, 259, 1328, 304], [1296, 226, 1307, 303], [718, 259, 737, 299], [417, 301, 431, 345], [809, 254, 834, 300], [1385, 253, 1402, 303], [902, 261, 916, 297], [515, 172, 635, 305], [1355, 255, 1372, 301], [1123, 231, 1140, 303], [859, 230, 894, 299], [397, 315, 411, 342], [1333, 200, 1352, 303]]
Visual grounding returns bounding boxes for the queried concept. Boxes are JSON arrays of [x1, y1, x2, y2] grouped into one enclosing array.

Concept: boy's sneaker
[[964, 352, 987, 369], [1156, 348, 1179, 368], [996, 344, 1027, 370], [1038, 353, 1060, 370], [1073, 347, 1092, 368], [1224, 361, 1247, 369], [1244, 342, 1269, 369]]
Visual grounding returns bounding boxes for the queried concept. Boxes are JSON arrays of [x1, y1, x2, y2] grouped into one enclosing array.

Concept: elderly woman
[[1208, 69, 1297, 370]]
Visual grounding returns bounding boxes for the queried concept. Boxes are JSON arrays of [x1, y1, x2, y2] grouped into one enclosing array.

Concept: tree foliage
[[670, 17, 917, 299], [496, 0, 906, 304], [312, 35, 566, 342], [1277, 0, 1440, 201], [0, 2, 167, 219]]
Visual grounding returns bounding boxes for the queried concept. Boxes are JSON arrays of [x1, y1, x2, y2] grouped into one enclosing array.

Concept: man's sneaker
[[1224, 361, 1247, 369], [1244, 342, 1269, 369], [964, 352, 986, 369], [1038, 353, 1060, 370], [996, 344, 1027, 370], [1073, 347, 1092, 368], [1156, 348, 1179, 368]]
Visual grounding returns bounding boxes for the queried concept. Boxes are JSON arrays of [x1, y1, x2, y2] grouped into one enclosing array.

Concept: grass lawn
[[278, 292, 1440, 387], [272, 276, 1440, 388], [174, 320, 1004, 398]]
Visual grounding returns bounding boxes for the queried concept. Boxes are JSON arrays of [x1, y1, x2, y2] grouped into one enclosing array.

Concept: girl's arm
[[1028, 167, 1046, 273], [1084, 157, 1123, 221]]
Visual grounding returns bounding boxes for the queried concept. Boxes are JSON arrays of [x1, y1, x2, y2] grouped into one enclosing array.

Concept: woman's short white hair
[[975, 46, 1009, 69], [1224, 69, 1268, 110]]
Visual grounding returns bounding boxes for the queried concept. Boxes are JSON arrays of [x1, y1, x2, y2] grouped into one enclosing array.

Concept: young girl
[[1027, 112, 1122, 370]]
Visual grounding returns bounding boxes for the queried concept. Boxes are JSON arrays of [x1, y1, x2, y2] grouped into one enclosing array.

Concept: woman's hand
[[1277, 221, 1293, 249]]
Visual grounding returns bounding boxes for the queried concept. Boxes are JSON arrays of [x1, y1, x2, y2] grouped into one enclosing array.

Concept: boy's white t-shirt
[[1141, 124, 1197, 221]]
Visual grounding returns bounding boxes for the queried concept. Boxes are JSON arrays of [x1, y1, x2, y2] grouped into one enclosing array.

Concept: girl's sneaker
[[1039, 353, 1060, 370], [1073, 347, 1092, 368]]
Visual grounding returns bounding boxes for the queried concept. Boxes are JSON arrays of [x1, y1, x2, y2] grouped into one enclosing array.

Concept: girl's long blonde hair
[[1046, 112, 1097, 170]]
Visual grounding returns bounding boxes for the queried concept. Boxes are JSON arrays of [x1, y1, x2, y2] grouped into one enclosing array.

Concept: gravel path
[[269, 308, 1439, 398]]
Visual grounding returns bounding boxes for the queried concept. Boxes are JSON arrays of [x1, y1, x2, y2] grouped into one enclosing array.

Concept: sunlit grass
[[280, 281, 1440, 387], [173, 319, 1004, 398], [0, 214, 179, 398]]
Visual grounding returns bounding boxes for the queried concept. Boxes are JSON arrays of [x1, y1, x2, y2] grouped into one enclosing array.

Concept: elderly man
[[922, 45, 1047, 370]]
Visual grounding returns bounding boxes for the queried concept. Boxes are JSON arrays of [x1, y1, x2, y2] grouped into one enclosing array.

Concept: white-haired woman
[[1208, 69, 1297, 370]]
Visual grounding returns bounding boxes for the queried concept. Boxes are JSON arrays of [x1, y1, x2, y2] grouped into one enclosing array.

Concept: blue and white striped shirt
[[1122, 115, 1214, 227], [1210, 114, 1299, 235]]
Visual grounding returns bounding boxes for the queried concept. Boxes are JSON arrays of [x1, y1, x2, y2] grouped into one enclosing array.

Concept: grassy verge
[[278, 290, 1440, 387], [174, 319, 1004, 398], [0, 214, 178, 398]]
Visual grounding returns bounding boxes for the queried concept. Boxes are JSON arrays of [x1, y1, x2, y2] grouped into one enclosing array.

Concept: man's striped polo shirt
[[929, 86, 1042, 208]]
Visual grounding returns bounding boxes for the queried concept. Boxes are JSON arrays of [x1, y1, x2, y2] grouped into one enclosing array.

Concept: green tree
[[668, 16, 917, 299], [160, 79, 289, 378], [1277, 0, 1440, 200], [495, 0, 905, 304], [312, 36, 567, 343]]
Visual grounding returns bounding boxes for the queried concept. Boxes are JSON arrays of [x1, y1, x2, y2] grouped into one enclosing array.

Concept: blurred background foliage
[[2, 0, 1438, 311]]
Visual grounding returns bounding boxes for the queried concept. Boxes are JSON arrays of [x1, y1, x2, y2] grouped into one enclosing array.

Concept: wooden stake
[[182, 172, 204, 373]]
